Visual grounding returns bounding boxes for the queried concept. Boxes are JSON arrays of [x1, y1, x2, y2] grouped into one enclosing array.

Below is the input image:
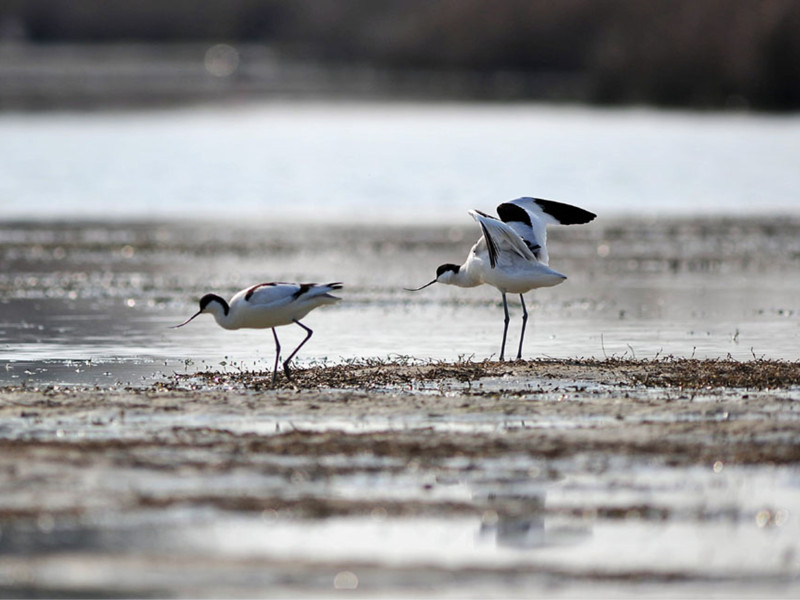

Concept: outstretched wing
[[469, 209, 537, 269], [496, 197, 596, 265]]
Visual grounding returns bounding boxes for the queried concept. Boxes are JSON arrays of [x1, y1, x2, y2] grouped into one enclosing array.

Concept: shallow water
[[1, 217, 800, 386], [3, 103, 800, 384], [1, 378, 798, 598], [2, 104, 800, 597]]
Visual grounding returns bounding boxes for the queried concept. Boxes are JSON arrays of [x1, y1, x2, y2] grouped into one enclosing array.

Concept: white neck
[[441, 262, 482, 288], [205, 299, 237, 329]]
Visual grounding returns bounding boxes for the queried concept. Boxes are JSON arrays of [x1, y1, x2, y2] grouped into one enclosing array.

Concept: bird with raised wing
[[174, 281, 342, 383], [408, 197, 596, 360]]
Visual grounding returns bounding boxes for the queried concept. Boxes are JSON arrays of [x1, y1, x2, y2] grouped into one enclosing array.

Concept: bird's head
[[405, 263, 461, 291], [172, 293, 227, 328]]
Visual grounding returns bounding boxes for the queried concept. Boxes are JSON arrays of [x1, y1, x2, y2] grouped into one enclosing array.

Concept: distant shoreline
[[0, 42, 788, 113], [0, 42, 587, 112]]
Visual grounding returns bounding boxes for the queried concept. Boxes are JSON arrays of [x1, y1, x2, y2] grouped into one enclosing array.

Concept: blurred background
[[1, 0, 800, 378], [2, 6, 800, 598], [1, 0, 799, 110], [2, 0, 800, 221]]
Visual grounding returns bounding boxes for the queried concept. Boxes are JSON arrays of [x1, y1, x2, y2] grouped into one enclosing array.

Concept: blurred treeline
[[3, 0, 800, 109]]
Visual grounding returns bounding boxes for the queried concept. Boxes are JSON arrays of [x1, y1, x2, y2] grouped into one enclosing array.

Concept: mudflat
[[1, 358, 799, 598]]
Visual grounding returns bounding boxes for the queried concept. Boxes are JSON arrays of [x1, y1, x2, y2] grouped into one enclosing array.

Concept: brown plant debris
[[168, 357, 800, 391]]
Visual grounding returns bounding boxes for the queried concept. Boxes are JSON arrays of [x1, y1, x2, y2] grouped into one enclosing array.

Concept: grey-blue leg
[[271, 328, 281, 384], [500, 292, 510, 361], [283, 319, 313, 380], [516, 294, 528, 360]]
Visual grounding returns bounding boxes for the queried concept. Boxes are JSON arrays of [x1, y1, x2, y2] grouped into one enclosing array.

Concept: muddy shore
[[1, 358, 799, 597]]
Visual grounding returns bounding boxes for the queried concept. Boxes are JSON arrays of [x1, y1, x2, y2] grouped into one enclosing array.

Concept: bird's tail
[[320, 282, 343, 301]]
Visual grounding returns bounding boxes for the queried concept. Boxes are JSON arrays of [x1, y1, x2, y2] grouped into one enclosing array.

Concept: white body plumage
[[460, 210, 568, 294], [174, 281, 342, 382], [199, 282, 342, 330], [408, 197, 596, 360]]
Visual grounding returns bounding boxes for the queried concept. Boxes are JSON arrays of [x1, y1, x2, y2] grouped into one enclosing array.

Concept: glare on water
[[1, 215, 799, 385], [2, 103, 800, 222], [2, 104, 800, 598], [2, 104, 800, 383]]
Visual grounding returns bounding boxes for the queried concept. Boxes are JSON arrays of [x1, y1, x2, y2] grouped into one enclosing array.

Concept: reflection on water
[[1, 218, 800, 385], [2, 103, 800, 385], [1, 346, 799, 596], [477, 488, 593, 551], [2, 105, 800, 598], [0, 452, 797, 597]]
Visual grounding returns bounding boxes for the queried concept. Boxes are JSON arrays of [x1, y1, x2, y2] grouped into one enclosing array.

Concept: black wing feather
[[479, 222, 499, 268], [534, 199, 596, 224], [496, 203, 532, 226], [244, 282, 277, 301], [292, 283, 315, 299]]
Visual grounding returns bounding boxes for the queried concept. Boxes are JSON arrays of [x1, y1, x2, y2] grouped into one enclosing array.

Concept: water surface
[[2, 104, 800, 384], [1, 218, 799, 386], [2, 103, 800, 222]]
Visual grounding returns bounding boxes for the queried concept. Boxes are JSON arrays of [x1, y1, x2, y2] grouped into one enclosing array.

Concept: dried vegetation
[[171, 357, 800, 392]]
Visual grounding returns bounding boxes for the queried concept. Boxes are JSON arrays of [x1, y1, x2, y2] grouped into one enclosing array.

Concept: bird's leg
[[271, 328, 281, 384], [516, 294, 528, 360], [282, 320, 313, 380], [499, 292, 510, 361]]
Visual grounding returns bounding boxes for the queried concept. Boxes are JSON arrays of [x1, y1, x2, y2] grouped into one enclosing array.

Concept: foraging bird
[[173, 281, 342, 383], [407, 197, 596, 361]]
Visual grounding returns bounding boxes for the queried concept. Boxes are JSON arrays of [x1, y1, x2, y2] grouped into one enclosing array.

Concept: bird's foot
[[282, 361, 294, 382]]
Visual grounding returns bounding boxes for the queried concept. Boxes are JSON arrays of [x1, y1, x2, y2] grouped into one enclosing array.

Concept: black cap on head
[[199, 293, 219, 311], [199, 293, 228, 315], [436, 263, 460, 277], [173, 293, 227, 328]]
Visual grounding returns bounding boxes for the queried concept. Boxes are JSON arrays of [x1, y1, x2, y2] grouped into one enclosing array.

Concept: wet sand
[[2, 358, 799, 597]]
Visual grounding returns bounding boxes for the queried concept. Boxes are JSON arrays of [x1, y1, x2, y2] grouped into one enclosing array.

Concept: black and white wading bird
[[174, 282, 342, 383], [407, 197, 596, 360]]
